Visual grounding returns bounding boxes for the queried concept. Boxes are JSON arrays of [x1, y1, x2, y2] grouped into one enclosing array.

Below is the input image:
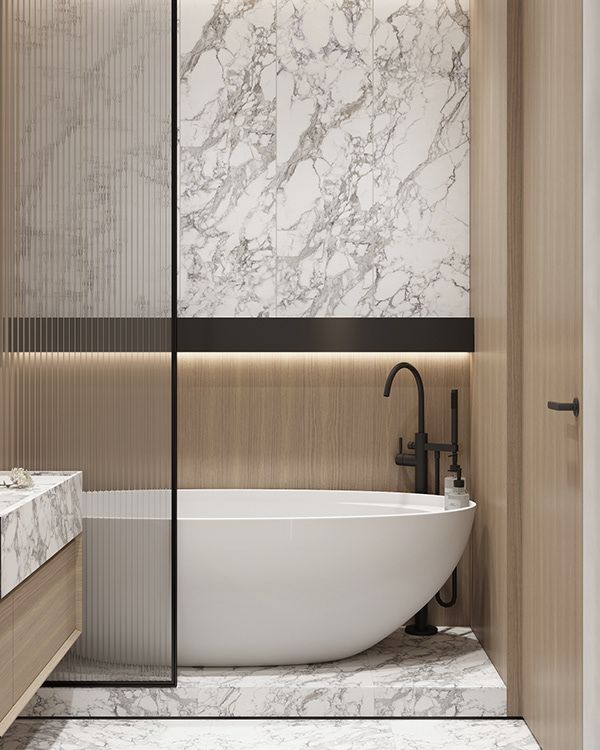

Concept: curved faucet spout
[[383, 362, 425, 433], [383, 360, 435, 637]]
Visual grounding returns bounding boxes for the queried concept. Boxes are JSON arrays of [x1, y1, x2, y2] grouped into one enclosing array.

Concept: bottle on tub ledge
[[443, 461, 462, 500], [444, 467, 470, 510], [443, 471, 457, 497]]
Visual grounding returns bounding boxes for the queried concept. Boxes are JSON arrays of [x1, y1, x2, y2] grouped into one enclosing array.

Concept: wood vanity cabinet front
[[0, 535, 82, 736], [0, 590, 13, 721]]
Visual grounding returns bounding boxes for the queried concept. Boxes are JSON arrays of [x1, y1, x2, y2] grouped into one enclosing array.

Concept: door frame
[[582, 0, 600, 745]]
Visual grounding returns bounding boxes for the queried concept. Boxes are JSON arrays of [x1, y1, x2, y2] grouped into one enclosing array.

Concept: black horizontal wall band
[[178, 317, 474, 353], [4, 317, 474, 353], [5, 318, 172, 353]]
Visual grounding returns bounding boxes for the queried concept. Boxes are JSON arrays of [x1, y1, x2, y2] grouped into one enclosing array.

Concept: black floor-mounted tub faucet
[[384, 361, 460, 637], [383, 362, 429, 495]]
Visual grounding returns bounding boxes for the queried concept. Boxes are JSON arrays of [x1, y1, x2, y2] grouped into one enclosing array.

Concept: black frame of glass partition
[[171, 0, 179, 684], [44, 0, 179, 689], [39, 0, 476, 692], [170, 0, 178, 687]]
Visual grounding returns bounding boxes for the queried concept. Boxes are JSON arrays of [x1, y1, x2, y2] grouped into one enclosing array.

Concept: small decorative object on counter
[[2, 467, 34, 489]]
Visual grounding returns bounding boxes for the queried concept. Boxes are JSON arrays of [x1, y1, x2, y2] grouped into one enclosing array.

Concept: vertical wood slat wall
[[179, 352, 473, 627], [0, 0, 173, 682], [521, 1, 583, 747], [470, 0, 522, 712], [472, 4, 585, 748]]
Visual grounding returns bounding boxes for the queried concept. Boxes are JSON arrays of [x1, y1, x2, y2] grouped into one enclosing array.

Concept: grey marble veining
[[276, 0, 374, 316], [2, 718, 540, 749], [372, 0, 470, 317], [178, 0, 469, 318], [26, 627, 506, 718], [9, 0, 171, 319], [179, 0, 277, 318], [0, 472, 82, 596]]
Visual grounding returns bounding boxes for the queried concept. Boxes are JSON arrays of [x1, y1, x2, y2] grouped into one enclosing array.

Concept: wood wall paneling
[[470, 0, 511, 687], [521, 0, 583, 747], [0, 354, 171, 492], [471, 0, 584, 742], [178, 352, 471, 626], [470, 0, 523, 711], [505, 0, 523, 716]]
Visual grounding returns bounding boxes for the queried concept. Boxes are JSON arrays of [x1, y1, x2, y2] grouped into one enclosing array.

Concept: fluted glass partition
[[0, 0, 174, 683]]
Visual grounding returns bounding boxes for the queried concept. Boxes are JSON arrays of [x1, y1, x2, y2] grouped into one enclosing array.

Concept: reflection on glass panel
[[0, 0, 173, 682]]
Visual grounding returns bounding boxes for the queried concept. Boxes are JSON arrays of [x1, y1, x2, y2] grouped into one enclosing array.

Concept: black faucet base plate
[[404, 623, 439, 637]]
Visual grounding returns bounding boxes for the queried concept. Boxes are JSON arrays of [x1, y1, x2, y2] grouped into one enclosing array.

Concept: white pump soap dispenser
[[445, 468, 470, 510]]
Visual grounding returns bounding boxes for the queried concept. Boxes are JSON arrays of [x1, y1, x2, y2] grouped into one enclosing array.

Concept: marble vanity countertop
[[0, 471, 82, 597]]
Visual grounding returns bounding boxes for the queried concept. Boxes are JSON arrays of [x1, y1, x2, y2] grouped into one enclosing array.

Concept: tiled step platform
[[24, 627, 506, 718], [4, 718, 539, 750]]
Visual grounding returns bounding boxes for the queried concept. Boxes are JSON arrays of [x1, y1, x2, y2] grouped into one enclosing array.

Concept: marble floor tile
[[2, 718, 540, 750], [26, 628, 506, 719]]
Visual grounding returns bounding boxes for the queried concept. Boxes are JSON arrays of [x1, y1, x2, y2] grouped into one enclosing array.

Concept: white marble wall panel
[[179, 0, 277, 317], [373, 0, 470, 316], [276, 0, 374, 316], [179, 0, 469, 317]]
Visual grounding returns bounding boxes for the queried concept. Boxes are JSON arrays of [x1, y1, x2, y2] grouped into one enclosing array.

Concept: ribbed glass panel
[[0, 0, 173, 682]]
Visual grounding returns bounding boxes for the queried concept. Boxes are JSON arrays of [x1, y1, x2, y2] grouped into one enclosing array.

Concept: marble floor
[[27, 628, 506, 718], [1, 718, 540, 749]]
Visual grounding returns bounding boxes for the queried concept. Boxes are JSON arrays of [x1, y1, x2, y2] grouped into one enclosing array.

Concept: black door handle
[[547, 398, 580, 417]]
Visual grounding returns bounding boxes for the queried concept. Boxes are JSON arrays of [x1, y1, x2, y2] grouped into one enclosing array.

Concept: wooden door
[[521, 1, 583, 748]]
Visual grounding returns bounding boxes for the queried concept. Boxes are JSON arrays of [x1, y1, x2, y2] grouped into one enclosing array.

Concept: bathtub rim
[[177, 488, 476, 522]]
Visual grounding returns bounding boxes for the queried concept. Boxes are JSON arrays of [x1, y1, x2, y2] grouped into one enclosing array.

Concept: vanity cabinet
[[0, 471, 83, 737], [0, 587, 13, 722], [0, 535, 82, 735]]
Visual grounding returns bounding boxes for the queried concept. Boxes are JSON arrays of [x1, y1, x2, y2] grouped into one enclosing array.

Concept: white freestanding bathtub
[[178, 489, 475, 667]]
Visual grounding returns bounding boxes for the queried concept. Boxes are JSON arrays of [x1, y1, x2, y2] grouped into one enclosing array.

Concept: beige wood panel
[[470, 0, 508, 680], [0, 535, 81, 736], [0, 354, 171, 491], [521, 1, 583, 747], [74, 533, 83, 631], [0, 630, 79, 737], [505, 0, 523, 715], [13, 539, 79, 701], [0, 594, 13, 722], [179, 352, 471, 625]]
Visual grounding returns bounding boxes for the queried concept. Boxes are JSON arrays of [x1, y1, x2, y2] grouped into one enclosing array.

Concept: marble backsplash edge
[[0, 472, 83, 596]]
